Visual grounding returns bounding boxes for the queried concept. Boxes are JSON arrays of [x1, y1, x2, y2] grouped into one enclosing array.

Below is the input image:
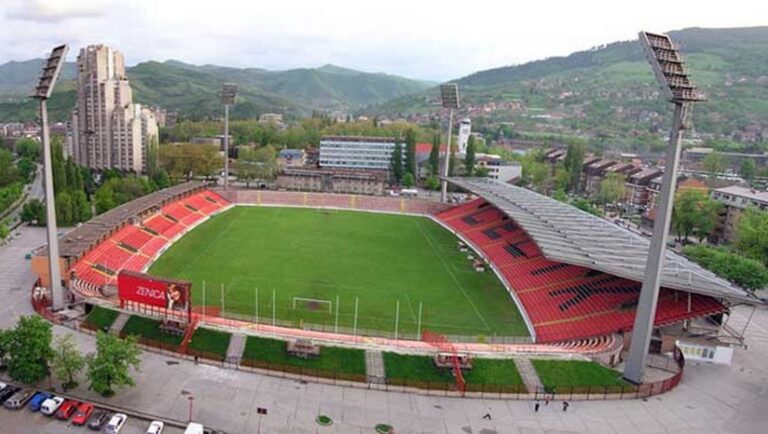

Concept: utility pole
[[439, 84, 460, 203]]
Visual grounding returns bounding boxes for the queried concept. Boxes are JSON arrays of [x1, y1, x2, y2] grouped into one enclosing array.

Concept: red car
[[71, 402, 94, 426], [54, 399, 80, 420]]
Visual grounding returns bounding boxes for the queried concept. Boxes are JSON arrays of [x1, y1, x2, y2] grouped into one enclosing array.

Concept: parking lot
[[0, 406, 186, 434]]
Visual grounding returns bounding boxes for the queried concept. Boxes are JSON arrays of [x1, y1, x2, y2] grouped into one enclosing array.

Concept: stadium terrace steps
[[435, 200, 725, 343], [66, 189, 226, 297]]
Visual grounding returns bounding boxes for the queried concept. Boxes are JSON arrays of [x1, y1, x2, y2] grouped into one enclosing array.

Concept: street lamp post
[[32, 44, 68, 311], [439, 83, 460, 203], [221, 83, 238, 190], [624, 31, 705, 385]]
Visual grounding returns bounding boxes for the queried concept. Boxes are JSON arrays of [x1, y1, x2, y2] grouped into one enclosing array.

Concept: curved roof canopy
[[448, 177, 759, 304]]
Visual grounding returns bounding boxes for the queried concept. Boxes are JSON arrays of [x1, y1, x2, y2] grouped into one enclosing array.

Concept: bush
[[0, 183, 23, 214], [682, 244, 768, 290]]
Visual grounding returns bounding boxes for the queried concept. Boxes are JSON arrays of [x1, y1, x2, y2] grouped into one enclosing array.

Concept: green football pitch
[[148, 206, 529, 338]]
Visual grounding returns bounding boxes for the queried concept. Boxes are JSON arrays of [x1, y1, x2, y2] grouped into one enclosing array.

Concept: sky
[[1, 0, 767, 81]]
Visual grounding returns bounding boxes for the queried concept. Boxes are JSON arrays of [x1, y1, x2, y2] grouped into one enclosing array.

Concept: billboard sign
[[118, 270, 191, 315]]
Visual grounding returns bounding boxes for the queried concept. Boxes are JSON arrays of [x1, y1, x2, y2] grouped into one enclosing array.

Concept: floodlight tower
[[32, 45, 69, 311], [624, 32, 705, 384], [221, 83, 238, 190], [440, 83, 460, 203]]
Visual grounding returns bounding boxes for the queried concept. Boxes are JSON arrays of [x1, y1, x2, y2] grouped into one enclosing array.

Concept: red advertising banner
[[118, 271, 191, 315]]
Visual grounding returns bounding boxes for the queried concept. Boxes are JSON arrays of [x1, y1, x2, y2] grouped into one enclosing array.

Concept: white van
[[184, 422, 204, 434], [40, 396, 64, 416]]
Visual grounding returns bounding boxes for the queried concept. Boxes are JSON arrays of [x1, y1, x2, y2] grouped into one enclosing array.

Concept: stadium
[[31, 177, 759, 356]]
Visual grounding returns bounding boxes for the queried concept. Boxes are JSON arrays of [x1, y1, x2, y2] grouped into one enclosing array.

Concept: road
[[0, 225, 766, 433]]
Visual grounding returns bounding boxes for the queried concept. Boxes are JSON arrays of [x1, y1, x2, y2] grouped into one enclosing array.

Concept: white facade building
[[457, 118, 471, 155], [71, 45, 158, 173], [319, 136, 401, 171]]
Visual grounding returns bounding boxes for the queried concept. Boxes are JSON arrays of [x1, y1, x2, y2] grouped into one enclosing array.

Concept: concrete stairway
[[226, 333, 247, 366], [365, 350, 386, 384], [109, 312, 131, 334], [513, 358, 544, 393]]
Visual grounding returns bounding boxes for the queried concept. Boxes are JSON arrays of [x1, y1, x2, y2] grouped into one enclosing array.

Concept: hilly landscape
[[0, 59, 433, 122], [371, 27, 768, 153]]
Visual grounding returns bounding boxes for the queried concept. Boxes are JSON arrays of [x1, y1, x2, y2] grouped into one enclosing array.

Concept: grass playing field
[[148, 206, 529, 337]]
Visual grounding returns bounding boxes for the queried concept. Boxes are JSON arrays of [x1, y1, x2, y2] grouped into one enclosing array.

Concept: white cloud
[[5, 0, 109, 22], [0, 0, 766, 80]]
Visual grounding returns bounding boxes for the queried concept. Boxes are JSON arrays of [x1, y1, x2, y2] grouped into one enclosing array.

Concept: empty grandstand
[[439, 177, 761, 343]]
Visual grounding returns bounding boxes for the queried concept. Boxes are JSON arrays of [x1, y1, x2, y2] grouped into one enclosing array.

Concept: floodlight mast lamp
[[624, 32, 705, 385], [32, 44, 69, 311], [440, 83, 460, 203], [221, 83, 238, 190]]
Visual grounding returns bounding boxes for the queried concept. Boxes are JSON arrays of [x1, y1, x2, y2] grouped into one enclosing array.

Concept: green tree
[[94, 185, 116, 215], [702, 151, 727, 176], [55, 191, 73, 226], [401, 172, 415, 188], [390, 142, 404, 183], [448, 146, 457, 177], [86, 332, 142, 397], [6, 316, 54, 384], [71, 190, 92, 223], [672, 190, 722, 244], [735, 207, 768, 264], [21, 199, 46, 225], [683, 245, 768, 291], [740, 159, 756, 182], [563, 143, 585, 193], [152, 170, 171, 189], [404, 128, 417, 177], [464, 135, 476, 176], [0, 149, 19, 187], [51, 334, 85, 390], [597, 172, 626, 206], [0, 219, 9, 242], [425, 176, 440, 191], [17, 157, 36, 182], [429, 133, 440, 176], [15, 138, 41, 161], [475, 166, 490, 177]]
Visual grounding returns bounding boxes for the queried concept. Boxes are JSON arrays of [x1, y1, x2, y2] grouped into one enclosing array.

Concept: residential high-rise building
[[457, 118, 471, 154], [319, 136, 402, 171], [70, 45, 158, 173]]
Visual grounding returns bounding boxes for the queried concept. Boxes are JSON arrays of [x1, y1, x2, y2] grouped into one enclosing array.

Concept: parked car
[[28, 392, 52, 411], [4, 389, 34, 409], [185, 422, 205, 434], [0, 386, 20, 404], [105, 413, 128, 434], [40, 396, 65, 416], [0, 382, 7, 392], [72, 402, 94, 425], [146, 420, 165, 434], [55, 399, 80, 420], [87, 410, 111, 431]]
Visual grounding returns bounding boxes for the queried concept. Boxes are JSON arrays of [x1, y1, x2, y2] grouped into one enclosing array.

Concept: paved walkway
[[365, 350, 386, 384], [1, 226, 767, 433], [110, 312, 131, 333], [514, 358, 544, 392], [226, 333, 247, 365]]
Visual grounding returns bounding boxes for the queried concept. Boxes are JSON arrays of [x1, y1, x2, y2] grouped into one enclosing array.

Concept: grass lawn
[[83, 306, 119, 330], [148, 206, 528, 337], [382, 353, 454, 384], [463, 358, 525, 387], [187, 328, 231, 356], [243, 336, 366, 375], [532, 359, 628, 388], [121, 315, 183, 346]]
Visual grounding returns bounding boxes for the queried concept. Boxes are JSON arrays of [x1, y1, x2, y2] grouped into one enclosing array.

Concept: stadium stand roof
[[37, 181, 205, 260], [447, 177, 759, 304]]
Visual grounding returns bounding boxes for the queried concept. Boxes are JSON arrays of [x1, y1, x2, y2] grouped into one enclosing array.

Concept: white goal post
[[292, 297, 333, 314]]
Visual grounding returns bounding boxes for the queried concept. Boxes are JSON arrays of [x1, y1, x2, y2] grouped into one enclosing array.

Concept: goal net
[[292, 297, 333, 315]]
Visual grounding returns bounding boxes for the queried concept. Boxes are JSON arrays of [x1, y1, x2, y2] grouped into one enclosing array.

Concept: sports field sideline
[[148, 206, 529, 338]]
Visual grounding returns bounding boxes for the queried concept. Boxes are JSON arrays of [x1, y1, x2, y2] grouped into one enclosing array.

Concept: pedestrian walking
[[562, 401, 569, 412], [534, 402, 540, 412], [544, 397, 549, 406], [482, 408, 492, 420]]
